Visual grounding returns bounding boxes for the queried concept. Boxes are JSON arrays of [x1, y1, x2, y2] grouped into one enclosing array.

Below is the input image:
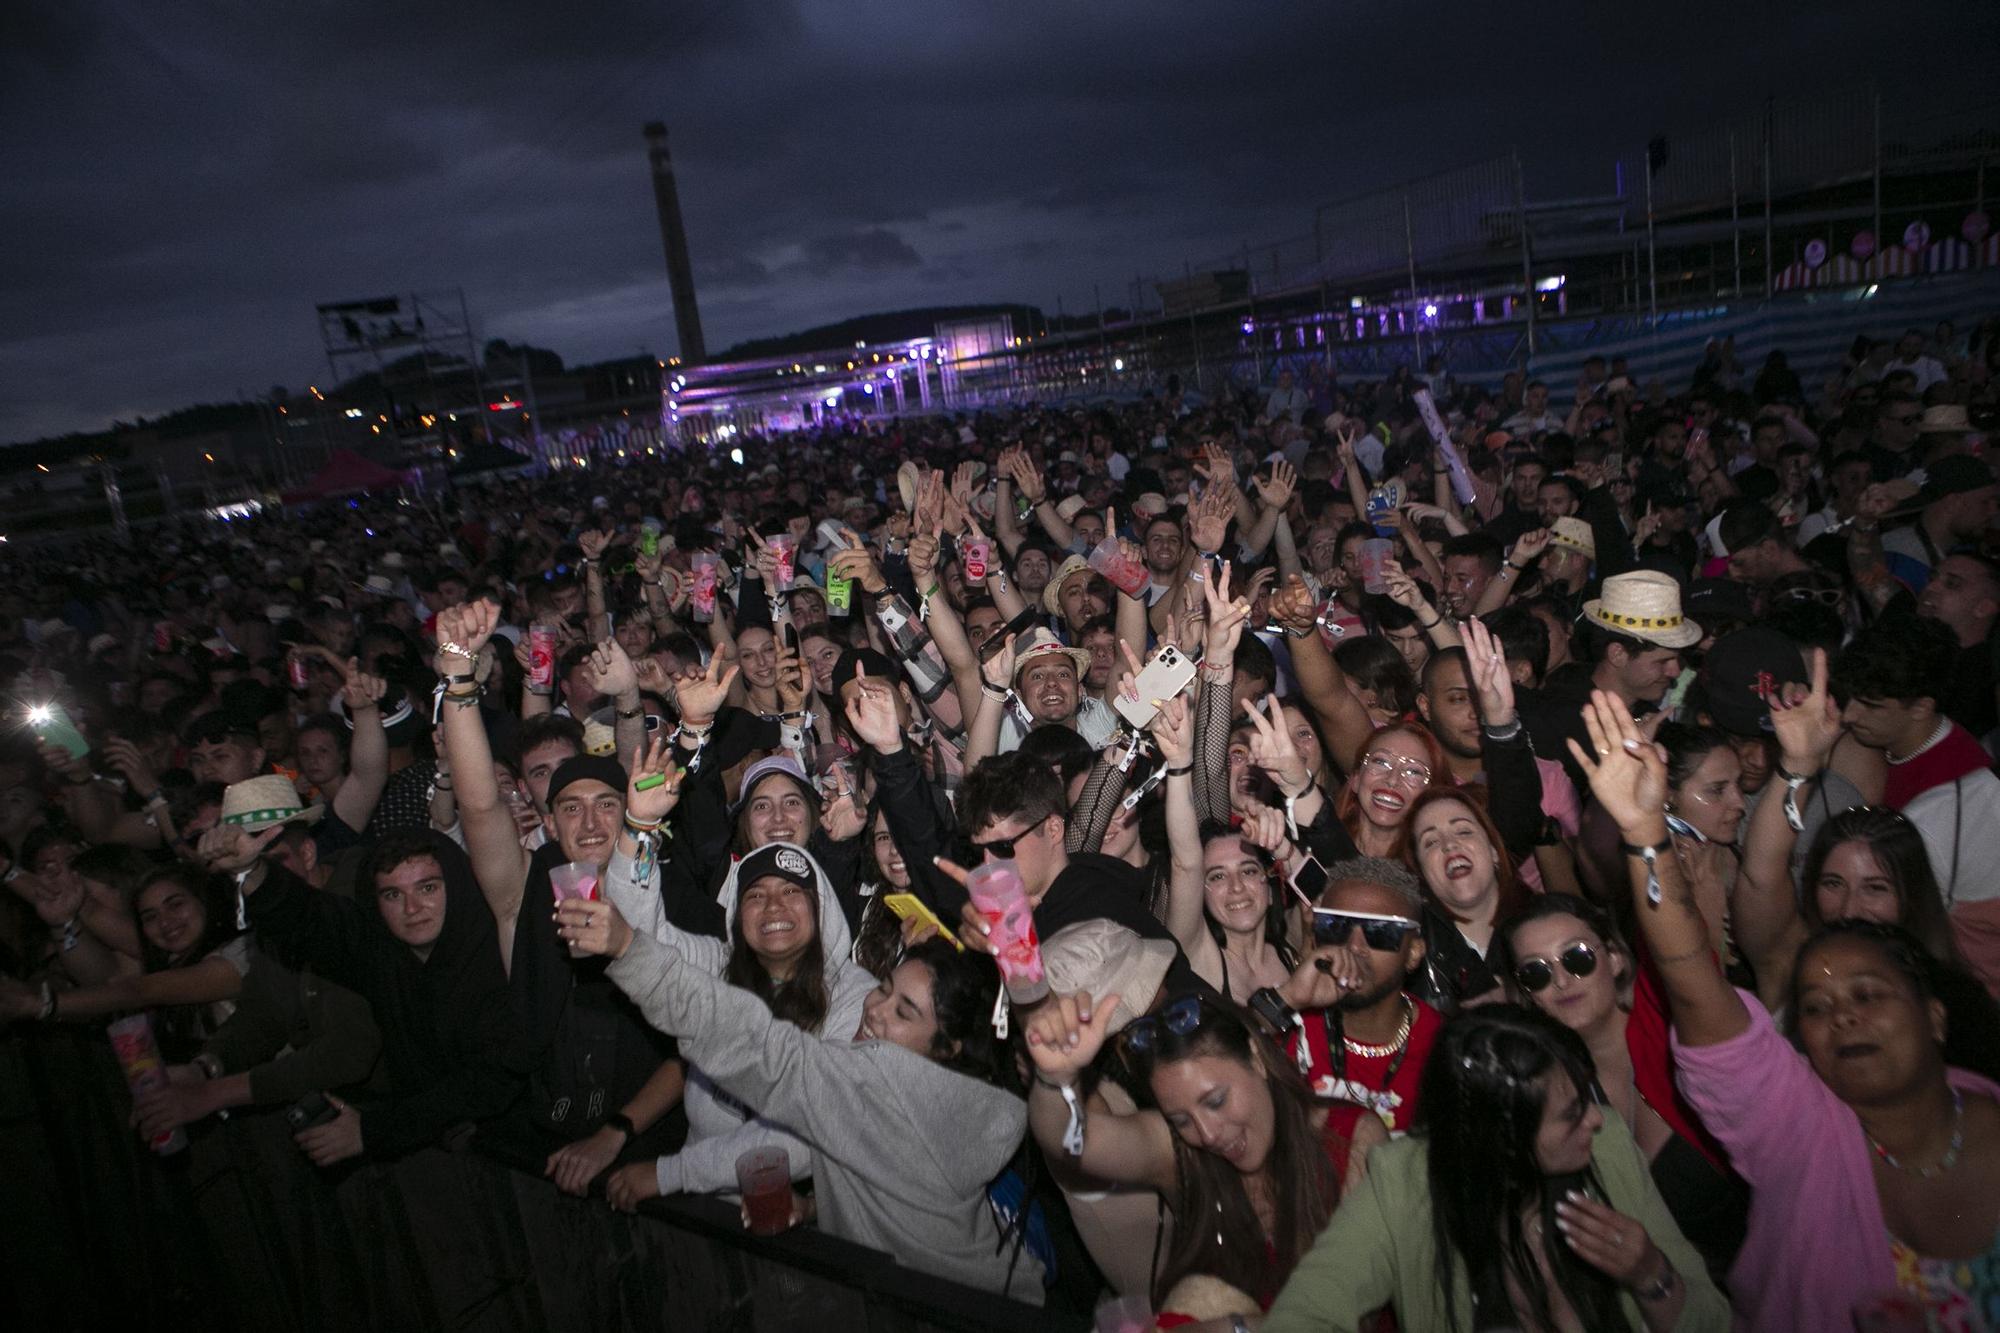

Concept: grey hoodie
[[607, 930, 1044, 1304], [603, 842, 875, 1195]]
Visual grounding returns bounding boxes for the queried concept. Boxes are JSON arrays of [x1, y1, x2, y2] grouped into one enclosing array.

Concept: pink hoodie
[[1673, 991, 2000, 1332]]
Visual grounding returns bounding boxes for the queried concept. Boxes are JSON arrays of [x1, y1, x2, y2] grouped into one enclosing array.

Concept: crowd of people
[[4, 313, 2000, 1331]]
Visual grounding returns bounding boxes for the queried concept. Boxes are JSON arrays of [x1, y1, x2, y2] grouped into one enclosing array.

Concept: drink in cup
[[964, 859, 1049, 1004], [108, 1014, 187, 1156], [549, 861, 601, 956], [1087, 536, 1149, 599], [527, 624, 557, 692], [287, 652, 310, 691], [963, 538, 991, 583], [768, 534, 796, 586], [690, 553, 719, 622], [1358, 537, 1394, 595], [735, 1146, 793, 1236]]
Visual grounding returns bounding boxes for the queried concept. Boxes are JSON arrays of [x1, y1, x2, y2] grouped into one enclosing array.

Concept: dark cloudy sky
[[4, 0, 1995, 444]]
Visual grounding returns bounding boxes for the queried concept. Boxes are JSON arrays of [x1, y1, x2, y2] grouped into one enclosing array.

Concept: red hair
[[1334, 721, 1454, 840], [1392, 784, 1527, 926]]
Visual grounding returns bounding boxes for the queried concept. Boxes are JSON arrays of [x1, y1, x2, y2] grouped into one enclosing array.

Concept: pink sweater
[[1672, 992, 2000, 1332]]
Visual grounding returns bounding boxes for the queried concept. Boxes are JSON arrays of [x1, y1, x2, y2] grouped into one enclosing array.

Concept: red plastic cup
[[735, 1146, 792, 1236]]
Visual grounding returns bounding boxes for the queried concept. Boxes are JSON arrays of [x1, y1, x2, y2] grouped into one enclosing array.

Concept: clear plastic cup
[[1358, 538, 1394, 594], [1087, 537, 1149, 598], [1093, 1294, 1154, 1333], [549, 861, 601, 957], [527, 624, 557, 691], [108, 1014, 187, 1155], [690, 553, 719, 622], [735, 1146, 793, 1236], [768, 534, 796, 586], [965, 859, 1048, 1004]]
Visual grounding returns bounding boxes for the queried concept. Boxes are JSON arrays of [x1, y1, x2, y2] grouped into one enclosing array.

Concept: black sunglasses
[[1312, 908, 1421, 951], [1514, 941, 1599, 993], [1119, 993, 1207, 1060], [971, 823, 1041, 861]]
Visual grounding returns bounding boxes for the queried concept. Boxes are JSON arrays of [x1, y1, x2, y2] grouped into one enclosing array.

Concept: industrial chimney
[[643, 122, 706, 365]]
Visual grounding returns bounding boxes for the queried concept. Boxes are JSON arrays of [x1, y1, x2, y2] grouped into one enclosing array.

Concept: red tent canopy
[[284, 449, 408, 501]]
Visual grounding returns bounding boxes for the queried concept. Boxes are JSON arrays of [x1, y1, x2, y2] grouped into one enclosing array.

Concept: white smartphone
[[1115, 643, 1198, 730]]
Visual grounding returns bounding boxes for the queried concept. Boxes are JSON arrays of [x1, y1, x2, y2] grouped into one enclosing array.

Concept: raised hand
[[818, 766, 866, 842], [1004, 450, 1046, 505], [1566, 690, 1669, 837], [1198, 560, 1249, 662], [632, 654, 670, 699], [577, 529, 611, 562], [1253, 459, 1297, 510], [102, 736, 160, 797], [1244, 693, 1312, 795], [588, 638, 637, 700], [624, 735, 686, 824], [842, 665, 905, 753], [672, 653, 738, 728], [1769, 647, 1840, 775], [979, 632, 1018, 694], [1380, 559, 1429, 613], [1268, 573, 1318, 636], [436, 600, 500, 665], [1148, 692, 1194, 768], [829, 545, 887, 596], [633, 549, 662, 582], [907, 528, 940, 588], [1277, 941, 1368, 1012], [773, 642, 809, 712], [1461, 616, 1516, 726], [340, 665, 388, 713], [1023, 990, 1117, 1084], [1509, 528, 1554, 567], [1187, 485, 1233, 556], [1236, 798, 1297, 867]]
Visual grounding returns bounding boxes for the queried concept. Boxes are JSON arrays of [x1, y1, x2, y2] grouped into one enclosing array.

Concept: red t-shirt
[[1884, 722, 1991, 810], [1287, 997, 1441, 1138]]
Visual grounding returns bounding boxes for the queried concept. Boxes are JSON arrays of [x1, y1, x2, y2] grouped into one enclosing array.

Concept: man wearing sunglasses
[[1249, 858, 1441, 1138], [925, 752, 1208, 1000]]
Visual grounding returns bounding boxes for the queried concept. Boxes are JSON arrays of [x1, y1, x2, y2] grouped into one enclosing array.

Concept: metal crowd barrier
[[0, 1026, 1059, 1332]]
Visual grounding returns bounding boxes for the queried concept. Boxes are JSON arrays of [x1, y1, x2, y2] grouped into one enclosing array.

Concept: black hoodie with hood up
[[246, 830, 527, 1157]]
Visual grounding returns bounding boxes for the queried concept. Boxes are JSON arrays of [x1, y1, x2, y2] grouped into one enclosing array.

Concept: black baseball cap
[[1699, 626, 1805, 736]]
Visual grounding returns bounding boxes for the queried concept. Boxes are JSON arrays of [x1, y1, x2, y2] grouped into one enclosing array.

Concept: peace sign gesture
[[1244, 693, 1311, 796], [1200, 559, 1252, 662]]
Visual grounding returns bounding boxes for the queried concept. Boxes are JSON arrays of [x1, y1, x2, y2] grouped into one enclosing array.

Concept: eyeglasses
[[1776, 585, 1844, 608], [1119, 993, 1208, 1060], [1514, 941, 1599, 993], [1312, 908, 1421, 951], [1359, 753, 1432, 787]]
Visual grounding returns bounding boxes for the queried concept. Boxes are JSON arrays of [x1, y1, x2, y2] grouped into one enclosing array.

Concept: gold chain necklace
[[1342, 997, 1414, 1060]]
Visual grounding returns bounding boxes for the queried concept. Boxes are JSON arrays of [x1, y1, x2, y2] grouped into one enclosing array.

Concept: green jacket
[[1264, 1111, 1730, 1333]]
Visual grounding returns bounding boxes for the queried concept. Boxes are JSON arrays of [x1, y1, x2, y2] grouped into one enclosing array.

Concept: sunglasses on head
[[1312, 908, 1421, 951], [1119, 993, 1208, 1061], [1514, 941, 1599, 993]]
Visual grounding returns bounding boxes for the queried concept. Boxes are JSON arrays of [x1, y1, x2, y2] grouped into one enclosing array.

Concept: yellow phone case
[[882, 893, 963, 950]]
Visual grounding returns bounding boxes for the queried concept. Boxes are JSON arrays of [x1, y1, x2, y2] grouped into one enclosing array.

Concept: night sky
[[4, 0, 1995, 444]]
